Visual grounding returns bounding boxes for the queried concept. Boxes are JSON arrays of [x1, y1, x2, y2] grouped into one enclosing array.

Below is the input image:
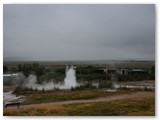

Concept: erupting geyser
[[64, 65, 77, 89], [19, 65, 78, 90]]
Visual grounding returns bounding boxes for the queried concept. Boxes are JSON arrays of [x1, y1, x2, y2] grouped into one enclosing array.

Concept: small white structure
[[3, 73, 19, 77]]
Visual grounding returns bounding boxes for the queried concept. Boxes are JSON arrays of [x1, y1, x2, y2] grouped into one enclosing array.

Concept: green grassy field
[[4, 96, 155, 116]]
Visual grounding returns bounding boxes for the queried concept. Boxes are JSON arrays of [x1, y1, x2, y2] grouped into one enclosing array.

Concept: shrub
[[98, 81, 114, 89]]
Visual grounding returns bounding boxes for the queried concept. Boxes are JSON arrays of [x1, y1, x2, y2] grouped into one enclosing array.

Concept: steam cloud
[[23, 65, 78, 90]]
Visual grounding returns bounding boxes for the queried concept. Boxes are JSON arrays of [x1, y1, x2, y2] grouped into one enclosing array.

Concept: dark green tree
[[3, 65, 8, 73]]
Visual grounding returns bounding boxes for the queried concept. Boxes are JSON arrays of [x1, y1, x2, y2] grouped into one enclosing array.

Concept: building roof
[[131, 69, 144, 72]]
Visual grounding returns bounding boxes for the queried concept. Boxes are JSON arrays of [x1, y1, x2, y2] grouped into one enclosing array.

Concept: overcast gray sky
[[3, 4, 155, 61]]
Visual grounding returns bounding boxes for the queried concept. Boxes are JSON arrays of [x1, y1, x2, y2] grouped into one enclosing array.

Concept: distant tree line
[[76, 66, 95, 74], [18, 63, 48, 77], [4, 63, 155, 82]]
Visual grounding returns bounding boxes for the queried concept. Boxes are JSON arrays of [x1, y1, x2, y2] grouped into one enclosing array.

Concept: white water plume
[[64, 65, 77, 89]]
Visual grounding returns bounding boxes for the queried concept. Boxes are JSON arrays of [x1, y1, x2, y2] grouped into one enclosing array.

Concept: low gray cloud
[[3, 4, 155, 61]]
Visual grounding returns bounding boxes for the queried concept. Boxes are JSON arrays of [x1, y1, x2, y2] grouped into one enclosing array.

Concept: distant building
[[95, 67, 107, 74], [95, 67, 118, 74], [118, 69, 129, 75], [95, 67, 149, 75], [107, 68, 117, 74], [128, 69, 149, 75]]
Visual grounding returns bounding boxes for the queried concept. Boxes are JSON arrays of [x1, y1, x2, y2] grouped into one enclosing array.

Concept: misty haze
[[3, 4, 155, 61], [3, 4, 155, 116]]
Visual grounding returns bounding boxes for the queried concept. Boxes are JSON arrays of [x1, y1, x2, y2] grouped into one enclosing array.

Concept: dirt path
[[5, 91, 154, 109]]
